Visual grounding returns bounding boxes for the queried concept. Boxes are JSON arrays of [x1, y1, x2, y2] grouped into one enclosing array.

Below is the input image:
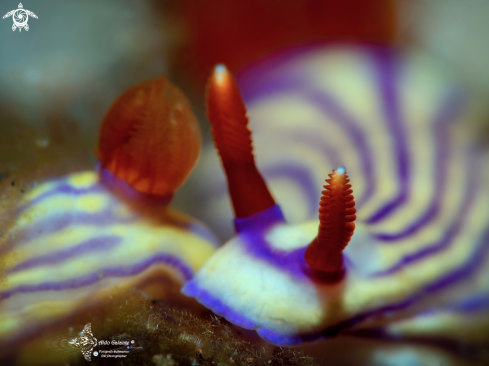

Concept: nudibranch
[[183, 47, 489, 357], [0, 76, 218, 350]]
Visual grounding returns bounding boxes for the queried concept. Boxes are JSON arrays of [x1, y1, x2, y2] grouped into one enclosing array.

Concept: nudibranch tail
[[96, 76, 201, 197], [305, 166, 356, 276], [206, 64, 275, 218]]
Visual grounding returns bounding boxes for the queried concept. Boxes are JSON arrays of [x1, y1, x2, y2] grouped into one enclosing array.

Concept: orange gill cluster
[[95, 76, 201, 197], [206, 65, 356, 279]]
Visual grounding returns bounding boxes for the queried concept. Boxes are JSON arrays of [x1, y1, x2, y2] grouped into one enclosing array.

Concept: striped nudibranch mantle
[[183, 46, 489, 356], [0, 76, 218, 349]]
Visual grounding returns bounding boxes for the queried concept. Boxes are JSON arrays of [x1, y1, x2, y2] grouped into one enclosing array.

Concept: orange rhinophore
[[206, 65, 275, 218], [95, 76, 201, 197], [305, 166, 356, 276]]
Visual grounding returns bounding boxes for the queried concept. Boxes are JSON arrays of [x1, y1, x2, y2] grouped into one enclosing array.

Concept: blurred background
[[0, 1, 488, 365], [0, 0, 488, 225]]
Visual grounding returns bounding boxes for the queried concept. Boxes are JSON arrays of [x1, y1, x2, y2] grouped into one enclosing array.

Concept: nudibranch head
[[207, 65, 356, 280], [184, 51, 489, 357], [96, 76, 201, 196], [183, 64, 361, 344]]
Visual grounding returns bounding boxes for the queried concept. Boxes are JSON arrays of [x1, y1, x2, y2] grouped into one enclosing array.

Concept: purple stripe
[[304, 89, 375, 208], [276, 129, 342, 168], [0, 253, 194, 301], [371, 156, 477, 276], [372, 169, 475, 277], [17, 181, 106, 213], [11, 167, 213, 248], [182, 281, 257, 330], [233, 205, 312, 280], [262, 164, 321, 218], [201, 129, 342, 213], [6, 236, 121, 274], [411, 293, 489, 314], [98, 165, 173, 206], [260, 224, 489, 345], [241, 75, 307, 105], [18, 166, 171, 216], [260, 130, 342, 218], [8, 208, 217, 252], [10, 208, 138, 247], [234, 204, 285, 233], [238, 47, 377, 209], [374, 89, 466, 241], [365, 50, 409, 223], [446, 293, 489, 312]]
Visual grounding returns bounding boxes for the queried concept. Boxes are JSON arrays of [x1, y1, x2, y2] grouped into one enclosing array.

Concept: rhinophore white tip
[[214, 64, 227, 85]]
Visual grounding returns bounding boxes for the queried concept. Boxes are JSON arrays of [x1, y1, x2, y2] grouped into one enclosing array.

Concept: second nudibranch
[[0, 76, 218, 350], [182, 64, 489, 347]]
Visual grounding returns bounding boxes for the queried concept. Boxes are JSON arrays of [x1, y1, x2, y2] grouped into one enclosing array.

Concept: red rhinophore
[[305, 166, 356, 277], [95, 76, 201, 197], [206, 65, 275, 218]]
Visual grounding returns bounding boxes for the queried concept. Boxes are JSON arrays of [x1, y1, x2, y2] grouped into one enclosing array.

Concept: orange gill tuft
[[95, 76, 201, 197], [305, 166, 356, 278], [206, 65, 275, 218]]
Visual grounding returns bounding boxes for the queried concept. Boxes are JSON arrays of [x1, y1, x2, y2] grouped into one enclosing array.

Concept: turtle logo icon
[[3, 3, 38, 32]]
